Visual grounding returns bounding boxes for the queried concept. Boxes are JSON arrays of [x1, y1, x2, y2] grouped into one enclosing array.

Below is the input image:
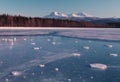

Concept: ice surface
[[90, 63, 107, 70], [0, 29, 119, 82], [56, 28, 120, 41]]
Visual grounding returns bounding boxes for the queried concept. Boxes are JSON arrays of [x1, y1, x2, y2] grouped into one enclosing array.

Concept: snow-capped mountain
[[44, 12, 68, 19], [44, 11, 120, 24], [44, 11, 93, 18], [68, 12, 93, 18], [44, 11, 99, 22]]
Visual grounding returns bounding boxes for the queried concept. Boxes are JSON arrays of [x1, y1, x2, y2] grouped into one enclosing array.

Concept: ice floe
[[31, 42, 36, 45], [52, 42, 57, 45], [10, 71, 22, 76], [47, 39, 51, 42], [110, 53, 118, 57], [75, 40, 78, 43], [55, 68, 59, 71], [32, 72, 35, 76], [72, 53, 81, 57], [88, 40, 92, 43], [39, 64, 45, 68], [5, 78, 9, 82], [106, 44, 113, 48], [23, 38, 27, 41], [33, 47, 40, 50], [23, 76, 26, 79], [68, 79, 71, 82], [90, 76, 94, 79], [83, 46, 90, 50], [90, 63, 107, 70]]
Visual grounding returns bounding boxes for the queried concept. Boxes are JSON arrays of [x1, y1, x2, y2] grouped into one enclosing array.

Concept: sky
[[0, 0, 120, 18]]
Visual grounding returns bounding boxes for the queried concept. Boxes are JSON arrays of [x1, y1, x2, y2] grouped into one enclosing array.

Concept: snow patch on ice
[[10, 71, 22, 76], [33, 47, 40, 50], [106, 44, 113, 48], [39, 64, 45, 68], [90, 63, 107, 70], [55, 68, 59, 71], [72, 53, 81, 57], [83, 46, 90, 50], [109, 53, 118, 57]]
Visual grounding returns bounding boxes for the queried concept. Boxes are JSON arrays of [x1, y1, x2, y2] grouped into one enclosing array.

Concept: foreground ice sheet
[[90, 63, 107, 70]]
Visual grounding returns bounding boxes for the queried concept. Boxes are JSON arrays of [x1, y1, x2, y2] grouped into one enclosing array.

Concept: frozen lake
[[0, 28, 120, 82]]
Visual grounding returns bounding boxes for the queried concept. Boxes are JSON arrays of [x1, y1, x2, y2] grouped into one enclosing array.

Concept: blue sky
[[0, 0, 119, 17]]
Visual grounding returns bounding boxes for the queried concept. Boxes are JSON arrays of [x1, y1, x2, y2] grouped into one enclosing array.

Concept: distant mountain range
[[44, 11, 120, 24]]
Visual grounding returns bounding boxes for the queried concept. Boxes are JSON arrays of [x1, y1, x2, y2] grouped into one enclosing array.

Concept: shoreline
[[0, 27, 117, 30], [0, 27, 119, 42]]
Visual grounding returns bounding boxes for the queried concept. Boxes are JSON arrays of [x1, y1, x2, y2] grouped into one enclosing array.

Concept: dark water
[[0, 35, 120, 82]]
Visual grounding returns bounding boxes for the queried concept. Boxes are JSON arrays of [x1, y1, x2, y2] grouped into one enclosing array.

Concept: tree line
[[0, 14, 116, 27]]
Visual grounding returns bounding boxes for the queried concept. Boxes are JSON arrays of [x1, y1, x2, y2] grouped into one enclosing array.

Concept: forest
[[0, 14, 118, 27]]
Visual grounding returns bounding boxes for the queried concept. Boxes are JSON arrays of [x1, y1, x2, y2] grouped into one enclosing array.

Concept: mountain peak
[[69, 12, 93, 18], [44, 11, 93, 19], [77, 12, 93, 17], [44, 11, 68, 18], [50, 11, 59, 16]]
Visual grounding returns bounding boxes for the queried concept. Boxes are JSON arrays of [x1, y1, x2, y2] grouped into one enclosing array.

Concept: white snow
[[44, 11, 68, 19], [110, 53, 118, 57], [90, 76, 94, 79], [44, 11, 93, 19], [75, 40, 78, 43], [23, 76, 26, 79], [11, 71, 22, 76], [31, 42, 36, 45], [33, 47, 40, 50], [32, 72, 35, 75], [55, 68, 59, 71], [83, 46, 90, 50], [47, 39, 51, 42], [52, 42, 57, 45], [23, 38, 27, 41], [68, 79, 72, 82], [69, 12, 93, 18], [5, 79, 9, 82], [39, 64, 45, 68], [72, 53, 81, 57], [106, 44, 113, 48], [90, 63, 107, 70]]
